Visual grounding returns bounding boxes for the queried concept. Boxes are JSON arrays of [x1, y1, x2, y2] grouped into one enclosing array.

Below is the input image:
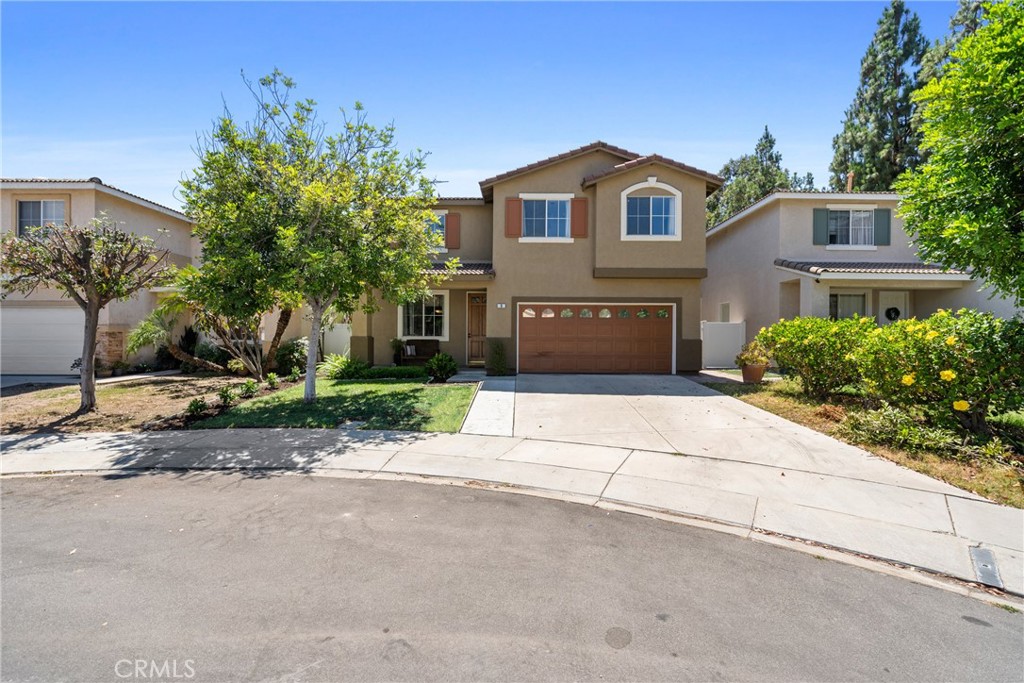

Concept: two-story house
[[703, 191, 1021, 351], [350, 142, 724, 374], [0, 178, 196, 374]]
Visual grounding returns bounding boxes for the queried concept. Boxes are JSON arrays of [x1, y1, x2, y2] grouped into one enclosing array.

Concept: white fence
[[701, 321, 746, 369]]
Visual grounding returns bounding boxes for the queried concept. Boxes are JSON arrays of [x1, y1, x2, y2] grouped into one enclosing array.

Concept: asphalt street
[[2, 472, 1021, 682]]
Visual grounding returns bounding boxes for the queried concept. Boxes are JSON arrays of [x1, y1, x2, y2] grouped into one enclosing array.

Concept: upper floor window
[[620, 177, 682, 241], [428, 211, 447, 252], [828, 209, 874, 246], [523, 199, 568, 238], [18, 200, 65, 237], [626, 196, 676, 236]]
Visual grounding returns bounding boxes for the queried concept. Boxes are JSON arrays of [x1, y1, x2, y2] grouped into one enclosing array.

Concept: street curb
[[7, 464, 1022, 610]]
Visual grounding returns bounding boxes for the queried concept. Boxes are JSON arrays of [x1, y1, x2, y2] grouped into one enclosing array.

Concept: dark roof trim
[[581, 154, 724, 195], [774, 258, 968, 277], [478, 141, 640, 191]]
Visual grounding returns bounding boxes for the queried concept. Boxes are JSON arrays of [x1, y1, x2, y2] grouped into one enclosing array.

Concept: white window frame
[[828, 288, 872, 320], [430, 209, 448, 254], [397, 289, 450, 341], [620, 177, 682, 241], [518, 193, 574, 243], [825, 204, 877, 250], [17, 199, 66, 237]]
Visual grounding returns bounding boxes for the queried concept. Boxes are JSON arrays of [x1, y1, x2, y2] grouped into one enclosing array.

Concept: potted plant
[[390, 338, 404, 366], [735, 341, 770, 384], [95, 360, 113, 378], [110, 360, 131, 377]]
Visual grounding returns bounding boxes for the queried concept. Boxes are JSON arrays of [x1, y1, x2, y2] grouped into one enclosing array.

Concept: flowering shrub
[[857, 309, 1024, 434], [755, 316, 872, 398]]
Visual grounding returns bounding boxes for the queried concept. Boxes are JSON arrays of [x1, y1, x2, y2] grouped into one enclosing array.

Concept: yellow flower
[[901, 374, 916, 386], [759, 327, 766, 334], [940, 370, 956, 382], [926, 330, 939, 340], [844, 353, 856, 361], [953, 400, 969, 412], [945, 336, 957, 346]]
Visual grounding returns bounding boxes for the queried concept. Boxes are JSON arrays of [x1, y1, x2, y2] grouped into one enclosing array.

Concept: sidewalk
[[2, 425, 1021, 596]]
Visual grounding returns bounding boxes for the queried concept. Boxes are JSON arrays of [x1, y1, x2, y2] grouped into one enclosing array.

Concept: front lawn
[[196, 379, 476, 432], [0, 374, 248, 434], [709, 378, 1024, 508]]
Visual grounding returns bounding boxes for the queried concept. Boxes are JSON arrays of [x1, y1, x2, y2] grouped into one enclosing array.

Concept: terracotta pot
[[741, 364, 767, 384]]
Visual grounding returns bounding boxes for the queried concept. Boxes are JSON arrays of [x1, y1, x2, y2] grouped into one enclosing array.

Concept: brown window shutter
[[445, 213, 461, 249], [571, 197, 588, 238], [505, 198, 522, 238]]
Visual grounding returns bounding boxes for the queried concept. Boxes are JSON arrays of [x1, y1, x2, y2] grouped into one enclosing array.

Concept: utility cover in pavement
[[968, 547, 1003, 589]]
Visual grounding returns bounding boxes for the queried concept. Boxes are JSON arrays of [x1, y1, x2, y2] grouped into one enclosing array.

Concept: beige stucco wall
[[915, 283, 1021, 319], [702, 202, 783, 342], [1, 184, 194, 365], [778, 196, 918, 262], [434, 201, 491, 263], [593, 165, 707, 272], [485, 150, 705, 371], [705, 195, 1022, 347]]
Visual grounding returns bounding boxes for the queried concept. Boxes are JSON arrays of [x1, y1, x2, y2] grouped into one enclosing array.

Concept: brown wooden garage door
[[518, 304, 673, 374]]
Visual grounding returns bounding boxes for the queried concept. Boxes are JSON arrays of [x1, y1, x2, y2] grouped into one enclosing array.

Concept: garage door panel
[[518, 303, 672, 374], [1, 307, 85, 374]]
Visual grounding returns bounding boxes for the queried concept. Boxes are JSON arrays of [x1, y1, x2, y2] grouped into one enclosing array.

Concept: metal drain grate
[[968, 547, 1003, 589]]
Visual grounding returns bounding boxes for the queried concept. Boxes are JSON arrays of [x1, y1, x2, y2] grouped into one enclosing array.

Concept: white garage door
[[1, 306, 84, 374]]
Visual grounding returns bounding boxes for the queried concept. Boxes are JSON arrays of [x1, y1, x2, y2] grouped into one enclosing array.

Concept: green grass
[[196, 378, 476, 432]]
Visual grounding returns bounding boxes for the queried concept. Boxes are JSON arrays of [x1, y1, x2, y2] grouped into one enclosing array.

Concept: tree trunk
[[304, 303, 324, 404], [265, 308, 293, 372], [167, 343, 225, 373], [79, 300, 100, 413]]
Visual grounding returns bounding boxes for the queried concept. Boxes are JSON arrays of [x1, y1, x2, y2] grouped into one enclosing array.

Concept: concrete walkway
[[3, 423, 1021, 596]]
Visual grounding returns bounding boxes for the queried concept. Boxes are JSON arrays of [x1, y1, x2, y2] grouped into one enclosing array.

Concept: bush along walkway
[[2, 423, 1022, 598]]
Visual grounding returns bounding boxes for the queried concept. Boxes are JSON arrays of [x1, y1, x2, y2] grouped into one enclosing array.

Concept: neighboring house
[[0, 178, 196, 374], [702, 191, 1021, 364], [350, 141, 723, 373]]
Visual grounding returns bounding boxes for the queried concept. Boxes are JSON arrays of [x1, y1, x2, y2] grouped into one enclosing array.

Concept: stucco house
[[702, 191, 1021, 359], [0, 178, 197, 374], [350, 141, 723, 373]]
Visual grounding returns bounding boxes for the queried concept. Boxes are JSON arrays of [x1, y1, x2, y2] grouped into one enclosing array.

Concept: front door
[[878, 290, 910, 325], [468, 292, 487, 365]]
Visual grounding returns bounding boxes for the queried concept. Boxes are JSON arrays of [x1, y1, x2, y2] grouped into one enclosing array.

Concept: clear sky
[[2, 1, 956, 209]]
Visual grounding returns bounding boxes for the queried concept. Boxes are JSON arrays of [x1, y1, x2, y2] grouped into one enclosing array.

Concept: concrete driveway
[[513, 374, 917, 476], [0, 374, 77, 390]]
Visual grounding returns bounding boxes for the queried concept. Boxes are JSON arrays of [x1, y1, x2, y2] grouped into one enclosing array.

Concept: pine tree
[[918, 1, 985, 99], [706, 126, 815, 227], [829, 0, 928, 190]]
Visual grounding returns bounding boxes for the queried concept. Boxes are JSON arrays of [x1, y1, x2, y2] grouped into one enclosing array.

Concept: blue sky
[[2, 1, 956, 209]]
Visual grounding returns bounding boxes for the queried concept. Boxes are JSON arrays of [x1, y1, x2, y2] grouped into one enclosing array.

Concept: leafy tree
[[706, 126, 815, 227], [1, 216, 168, 411], [180, 85, 303, 377], [193, 71, 453, 403], [830, 0, 928, 190], [895, 0, 1024, 306]]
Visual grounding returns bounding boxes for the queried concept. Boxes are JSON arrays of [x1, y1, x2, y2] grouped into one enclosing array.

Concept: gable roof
[[1, 177, 189, 222], [478, 141, 640, 196], [581, 154, 724, 196], [706, 190, 899, 239]]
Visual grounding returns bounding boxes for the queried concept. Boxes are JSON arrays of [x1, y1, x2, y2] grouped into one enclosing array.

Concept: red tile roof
[[425, 262, 495, 277], [582, 154, 724, 194], [775, 259, 967, 276], [478, 141, 641, 191]]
